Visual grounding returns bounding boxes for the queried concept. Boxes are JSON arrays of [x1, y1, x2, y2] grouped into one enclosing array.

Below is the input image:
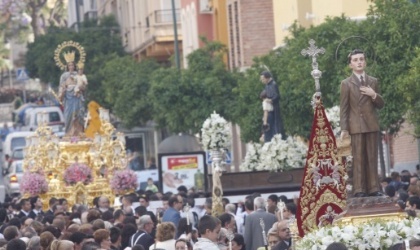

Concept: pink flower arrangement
[[63, 163, 93, 185], [20, 171, 48, 196], [110, 169, 138, 192]]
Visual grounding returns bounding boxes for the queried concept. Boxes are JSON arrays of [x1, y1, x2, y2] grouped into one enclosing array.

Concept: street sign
[[16, 68, 29, 81], [206, 151, 232, 164]]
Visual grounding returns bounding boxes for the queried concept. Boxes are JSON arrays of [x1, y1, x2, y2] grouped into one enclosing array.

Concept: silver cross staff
[[277, 201, 286, 220], [301, 39, 325, 94], [259, 218, 268, 250], [226, 230, 234, 250]]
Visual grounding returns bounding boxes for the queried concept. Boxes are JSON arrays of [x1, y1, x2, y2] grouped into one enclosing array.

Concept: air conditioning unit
[[199, 0, 213, 14]]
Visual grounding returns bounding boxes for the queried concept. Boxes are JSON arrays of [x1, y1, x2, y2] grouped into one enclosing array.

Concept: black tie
[[360, 76, 366, 86]]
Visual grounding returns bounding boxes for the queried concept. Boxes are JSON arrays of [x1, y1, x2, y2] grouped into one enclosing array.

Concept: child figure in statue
[[260, 90, 273, 132], [75, 62, 87, 98]]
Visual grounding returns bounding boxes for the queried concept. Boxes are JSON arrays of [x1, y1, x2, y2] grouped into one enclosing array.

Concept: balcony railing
[[153, 9, 180, 24]]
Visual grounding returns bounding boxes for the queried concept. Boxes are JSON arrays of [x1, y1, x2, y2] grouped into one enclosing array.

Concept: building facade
[[96, 0, 182, 63], [273, 0, 372, 46], [180, 0, 213, 68], [68, 0, 98, 29], [392, 122, 420, 173]]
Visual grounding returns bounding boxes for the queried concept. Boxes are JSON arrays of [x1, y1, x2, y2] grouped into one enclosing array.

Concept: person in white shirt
[[193, 215, 221, 250]]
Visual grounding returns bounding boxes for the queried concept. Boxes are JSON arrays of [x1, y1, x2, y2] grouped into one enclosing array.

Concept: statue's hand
[[340, 130, 349, 140], [360, 86, 376, 99]]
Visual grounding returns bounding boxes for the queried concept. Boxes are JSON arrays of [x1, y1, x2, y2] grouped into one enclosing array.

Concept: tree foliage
[[397, 48, 420, 137], [362, 0, 420, 134], [149, 40, 238, 134], [100, 55, 160, 127]]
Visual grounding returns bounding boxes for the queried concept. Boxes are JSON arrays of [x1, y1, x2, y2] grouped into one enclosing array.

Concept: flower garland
[[325, 105, 341, 137], [110, 169, 138, 192], [240, 135, 308, 172], [201, 112, 231, 151], [20, 170, 48, 196], [63, 163, 93, 185], [297, 218, 420, 250]]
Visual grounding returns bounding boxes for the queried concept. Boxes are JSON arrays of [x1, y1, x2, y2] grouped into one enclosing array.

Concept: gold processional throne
[[23, 110, 127, 210]]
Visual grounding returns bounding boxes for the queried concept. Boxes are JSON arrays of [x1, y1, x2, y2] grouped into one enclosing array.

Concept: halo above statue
[[54, 40, 86, 71], [335, 36, 376, 64]]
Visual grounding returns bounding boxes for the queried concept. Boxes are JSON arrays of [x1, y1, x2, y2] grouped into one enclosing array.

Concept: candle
[[184, 203, 191, 226], [277, 201, 285, 220]]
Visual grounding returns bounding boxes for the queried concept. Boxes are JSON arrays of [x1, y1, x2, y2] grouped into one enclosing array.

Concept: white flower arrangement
[[201, 112, 231, 151], [239, 143, 262, 172], [325, 105, 341, 137], [240, 134, 308, 172], [297, 218, 420, 250]]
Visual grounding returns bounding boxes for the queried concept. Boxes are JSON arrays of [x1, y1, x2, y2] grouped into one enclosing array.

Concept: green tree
[[99, 55, 160, 127], [362, 0, 420, 134], [149, 40, 237, 134], [397, 48, 420, 137]]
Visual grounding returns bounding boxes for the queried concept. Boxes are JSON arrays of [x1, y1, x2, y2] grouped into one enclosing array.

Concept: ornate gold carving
[[23, 112, 127, 210], [335, 212, 407, 227], [54, 41, 86, 71]]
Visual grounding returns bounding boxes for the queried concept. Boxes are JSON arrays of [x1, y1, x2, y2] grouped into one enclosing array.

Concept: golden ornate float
[[22, 110, 127, 209]]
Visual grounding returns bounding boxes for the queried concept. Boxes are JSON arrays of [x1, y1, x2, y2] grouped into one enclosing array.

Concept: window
[[49, 112, 61, 123], [15, 162, 23, 173], [126, 134, 146, 171], [11, 138, 26, 151], [228, 4, 235, 68], [234, 1, 241, 66]]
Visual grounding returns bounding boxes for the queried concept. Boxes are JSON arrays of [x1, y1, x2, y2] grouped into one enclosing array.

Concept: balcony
[[133, 9, 182, 62]]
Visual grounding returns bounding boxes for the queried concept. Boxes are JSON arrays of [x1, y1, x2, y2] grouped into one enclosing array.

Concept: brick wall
[[392, 121, 419, 171], [227, 0, 275, 68], [240, 0, 275, 67]]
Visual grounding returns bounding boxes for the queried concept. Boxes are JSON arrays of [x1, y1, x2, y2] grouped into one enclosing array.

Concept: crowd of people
[[0, 166, 419, 250], [380, 168, 420, 219], [0, 185, 301, 250]]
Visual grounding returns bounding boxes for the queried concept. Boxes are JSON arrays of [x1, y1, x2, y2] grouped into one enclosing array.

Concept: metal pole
[[75, 0, 81, 32], [171, 0, 180, 70]]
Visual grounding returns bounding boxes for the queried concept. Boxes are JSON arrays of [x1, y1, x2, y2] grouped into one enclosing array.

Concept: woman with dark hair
[[231, 234, 246, 250], [120, 223, 137, 249], [176, 218, 192, 239], [174, 238, 192, 250]]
